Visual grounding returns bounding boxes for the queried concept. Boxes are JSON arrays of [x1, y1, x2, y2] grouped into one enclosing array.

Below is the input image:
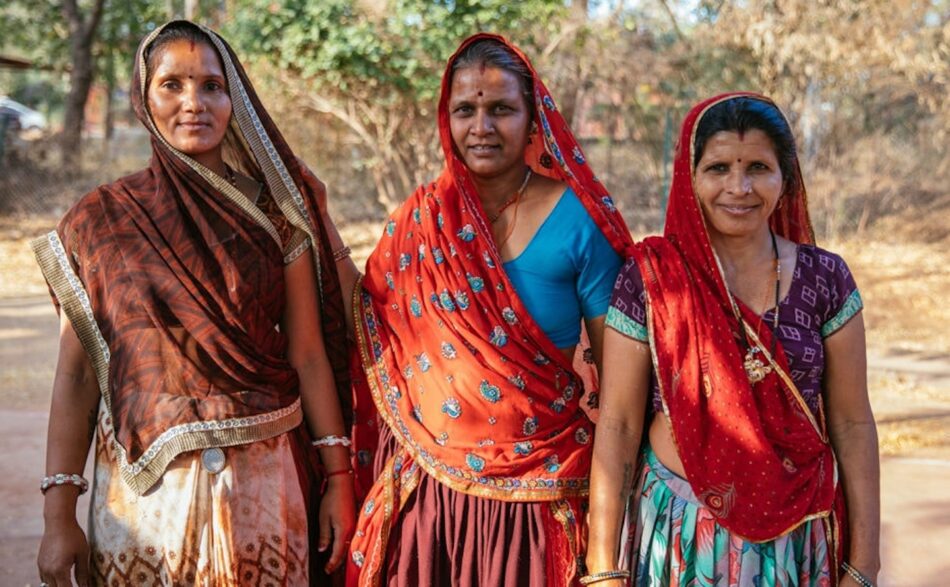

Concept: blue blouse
[[503, 187, 622, 348]]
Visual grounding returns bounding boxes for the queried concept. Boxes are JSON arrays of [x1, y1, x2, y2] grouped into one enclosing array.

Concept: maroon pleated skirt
[[374, 425, 552, 587]]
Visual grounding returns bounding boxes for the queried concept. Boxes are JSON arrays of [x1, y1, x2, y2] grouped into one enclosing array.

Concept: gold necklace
[[733, 229, 781, 384], [487, 169, 532, 223]]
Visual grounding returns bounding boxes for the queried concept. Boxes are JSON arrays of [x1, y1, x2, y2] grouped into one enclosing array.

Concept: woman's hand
[[37, 515, 91, 587], [317, 474, 356, 574]]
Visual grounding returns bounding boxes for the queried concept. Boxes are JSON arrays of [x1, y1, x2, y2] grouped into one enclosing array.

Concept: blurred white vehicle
[[0, 96, 47, 131]]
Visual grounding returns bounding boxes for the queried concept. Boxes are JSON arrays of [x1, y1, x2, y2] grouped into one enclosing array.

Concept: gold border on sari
[[643, 255, 834, 544], [351, 278, 588, 503], [31, 230, 303, 495]]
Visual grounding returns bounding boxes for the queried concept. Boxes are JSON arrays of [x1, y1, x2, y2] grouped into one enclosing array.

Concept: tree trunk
[[60, 0, 106, 175], [185, 0, 199, 20]]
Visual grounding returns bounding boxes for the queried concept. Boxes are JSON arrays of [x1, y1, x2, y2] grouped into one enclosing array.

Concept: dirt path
[[1, 296, 948, 585]]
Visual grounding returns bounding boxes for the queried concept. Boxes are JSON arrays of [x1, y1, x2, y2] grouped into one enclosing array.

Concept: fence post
[[0, 112, 10, 171]]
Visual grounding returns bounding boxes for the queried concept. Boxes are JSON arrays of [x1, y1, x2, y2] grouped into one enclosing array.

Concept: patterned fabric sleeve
[[819, 250, 863, 338], [605, 257, 649, 342]]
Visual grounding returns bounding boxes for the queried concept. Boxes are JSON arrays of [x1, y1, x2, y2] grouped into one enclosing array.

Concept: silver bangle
[[311, 435, 352, 448], [579, 570, 630, 585], [841, 561, 875, 587], [40, 473, 89, 495]]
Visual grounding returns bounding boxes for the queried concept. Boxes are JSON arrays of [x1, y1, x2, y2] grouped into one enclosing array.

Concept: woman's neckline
[[501, 187, 572, 265]]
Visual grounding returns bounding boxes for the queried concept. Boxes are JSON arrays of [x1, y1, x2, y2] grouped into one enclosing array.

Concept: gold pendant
[[743, 347, 772, 384]]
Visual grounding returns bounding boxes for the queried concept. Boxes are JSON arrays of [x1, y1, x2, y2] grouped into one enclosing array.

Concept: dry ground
[[2, 216, 949, 586], [2, 216, 948, 456]]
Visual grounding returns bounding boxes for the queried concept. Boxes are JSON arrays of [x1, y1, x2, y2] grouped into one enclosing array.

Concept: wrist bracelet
[[311, 434, 352, 448], [40, 473, 89, 495], [321, 467, 354, 493], [579, 569, 630, 585], [332, 245, 351, 262], [841, 561, 875, 587], [325, 468, 354, 478]]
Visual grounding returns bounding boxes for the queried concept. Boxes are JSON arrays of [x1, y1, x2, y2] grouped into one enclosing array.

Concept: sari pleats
[[88, 404, 311, 586], [630, 448, 832, 587]]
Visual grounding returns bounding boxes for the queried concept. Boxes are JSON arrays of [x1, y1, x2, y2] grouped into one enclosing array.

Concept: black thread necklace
[[731, 228, 781, 384]]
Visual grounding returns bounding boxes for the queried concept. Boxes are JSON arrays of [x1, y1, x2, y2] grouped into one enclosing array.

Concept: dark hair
[[144, 22, 219, 87], [693, 97, 800, 197], [451, 38, 535, 117]]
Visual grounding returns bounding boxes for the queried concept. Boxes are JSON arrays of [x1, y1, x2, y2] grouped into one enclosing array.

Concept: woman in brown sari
[[34, 21, 354, 586]]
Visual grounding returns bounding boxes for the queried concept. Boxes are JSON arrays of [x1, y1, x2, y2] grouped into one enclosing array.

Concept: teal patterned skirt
[[623, 447, 833, 587]]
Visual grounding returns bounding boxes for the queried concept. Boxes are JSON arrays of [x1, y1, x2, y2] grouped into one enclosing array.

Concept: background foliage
[[1, 0, 947, 238]]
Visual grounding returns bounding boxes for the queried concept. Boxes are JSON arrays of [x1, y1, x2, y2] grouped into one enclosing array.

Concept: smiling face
[[693, 129, 784, 240], [146, 39, 231, 169], [448, 65, 531, 181]]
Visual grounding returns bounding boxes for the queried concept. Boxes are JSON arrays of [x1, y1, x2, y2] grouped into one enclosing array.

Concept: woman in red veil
[[585, 94, 879, 586], [321, 34, 634, 586]]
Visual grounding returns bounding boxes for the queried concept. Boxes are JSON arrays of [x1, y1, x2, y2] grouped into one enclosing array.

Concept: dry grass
[[0, 215, 57, 299], [2, 214, 948, 455], [832, 238, 950, 353]]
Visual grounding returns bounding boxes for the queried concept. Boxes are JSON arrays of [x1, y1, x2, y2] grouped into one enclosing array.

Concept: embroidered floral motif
[[508, 373, 526, 391], [441, 398, 462, 419], [416, 353, 431, 372], [489, 326, 508, 347], [454, 290, 471, 310], [574, 428, 590, 445], [457, 225, 476, 242], [572, 146, 586, 164], [438, 290, 456, 312], [523, 416, 539, 436], [409, 296, 422, 318], [440, 342, 458, 359], [466, 453, 486, 472], [479, 380, 502, 403], [467, 274, 485, 293]]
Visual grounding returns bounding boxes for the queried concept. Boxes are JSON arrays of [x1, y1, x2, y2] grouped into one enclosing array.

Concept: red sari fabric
[[348, 34, 633, 586], [34, 21, 349, 495], [629, 93, 846, 562]]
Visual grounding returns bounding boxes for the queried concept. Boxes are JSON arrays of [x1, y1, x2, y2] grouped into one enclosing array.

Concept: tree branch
[[83, 0, 107, 45], [656, 0, 690, 47]]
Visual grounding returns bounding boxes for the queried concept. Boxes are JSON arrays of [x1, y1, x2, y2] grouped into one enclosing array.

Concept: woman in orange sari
[[585, 94, 879, 586], [34, 21, 354, 586], [320, 34, 634, 586]]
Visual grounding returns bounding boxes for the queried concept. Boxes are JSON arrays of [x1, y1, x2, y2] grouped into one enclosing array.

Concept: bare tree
[[60, 0, 106, 174]]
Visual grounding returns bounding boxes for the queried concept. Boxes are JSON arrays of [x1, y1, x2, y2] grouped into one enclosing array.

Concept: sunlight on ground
[[2, 217, 948, 454]]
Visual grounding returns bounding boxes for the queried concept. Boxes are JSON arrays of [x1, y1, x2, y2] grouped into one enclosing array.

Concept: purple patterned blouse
[[605, 244, 863, 419]]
